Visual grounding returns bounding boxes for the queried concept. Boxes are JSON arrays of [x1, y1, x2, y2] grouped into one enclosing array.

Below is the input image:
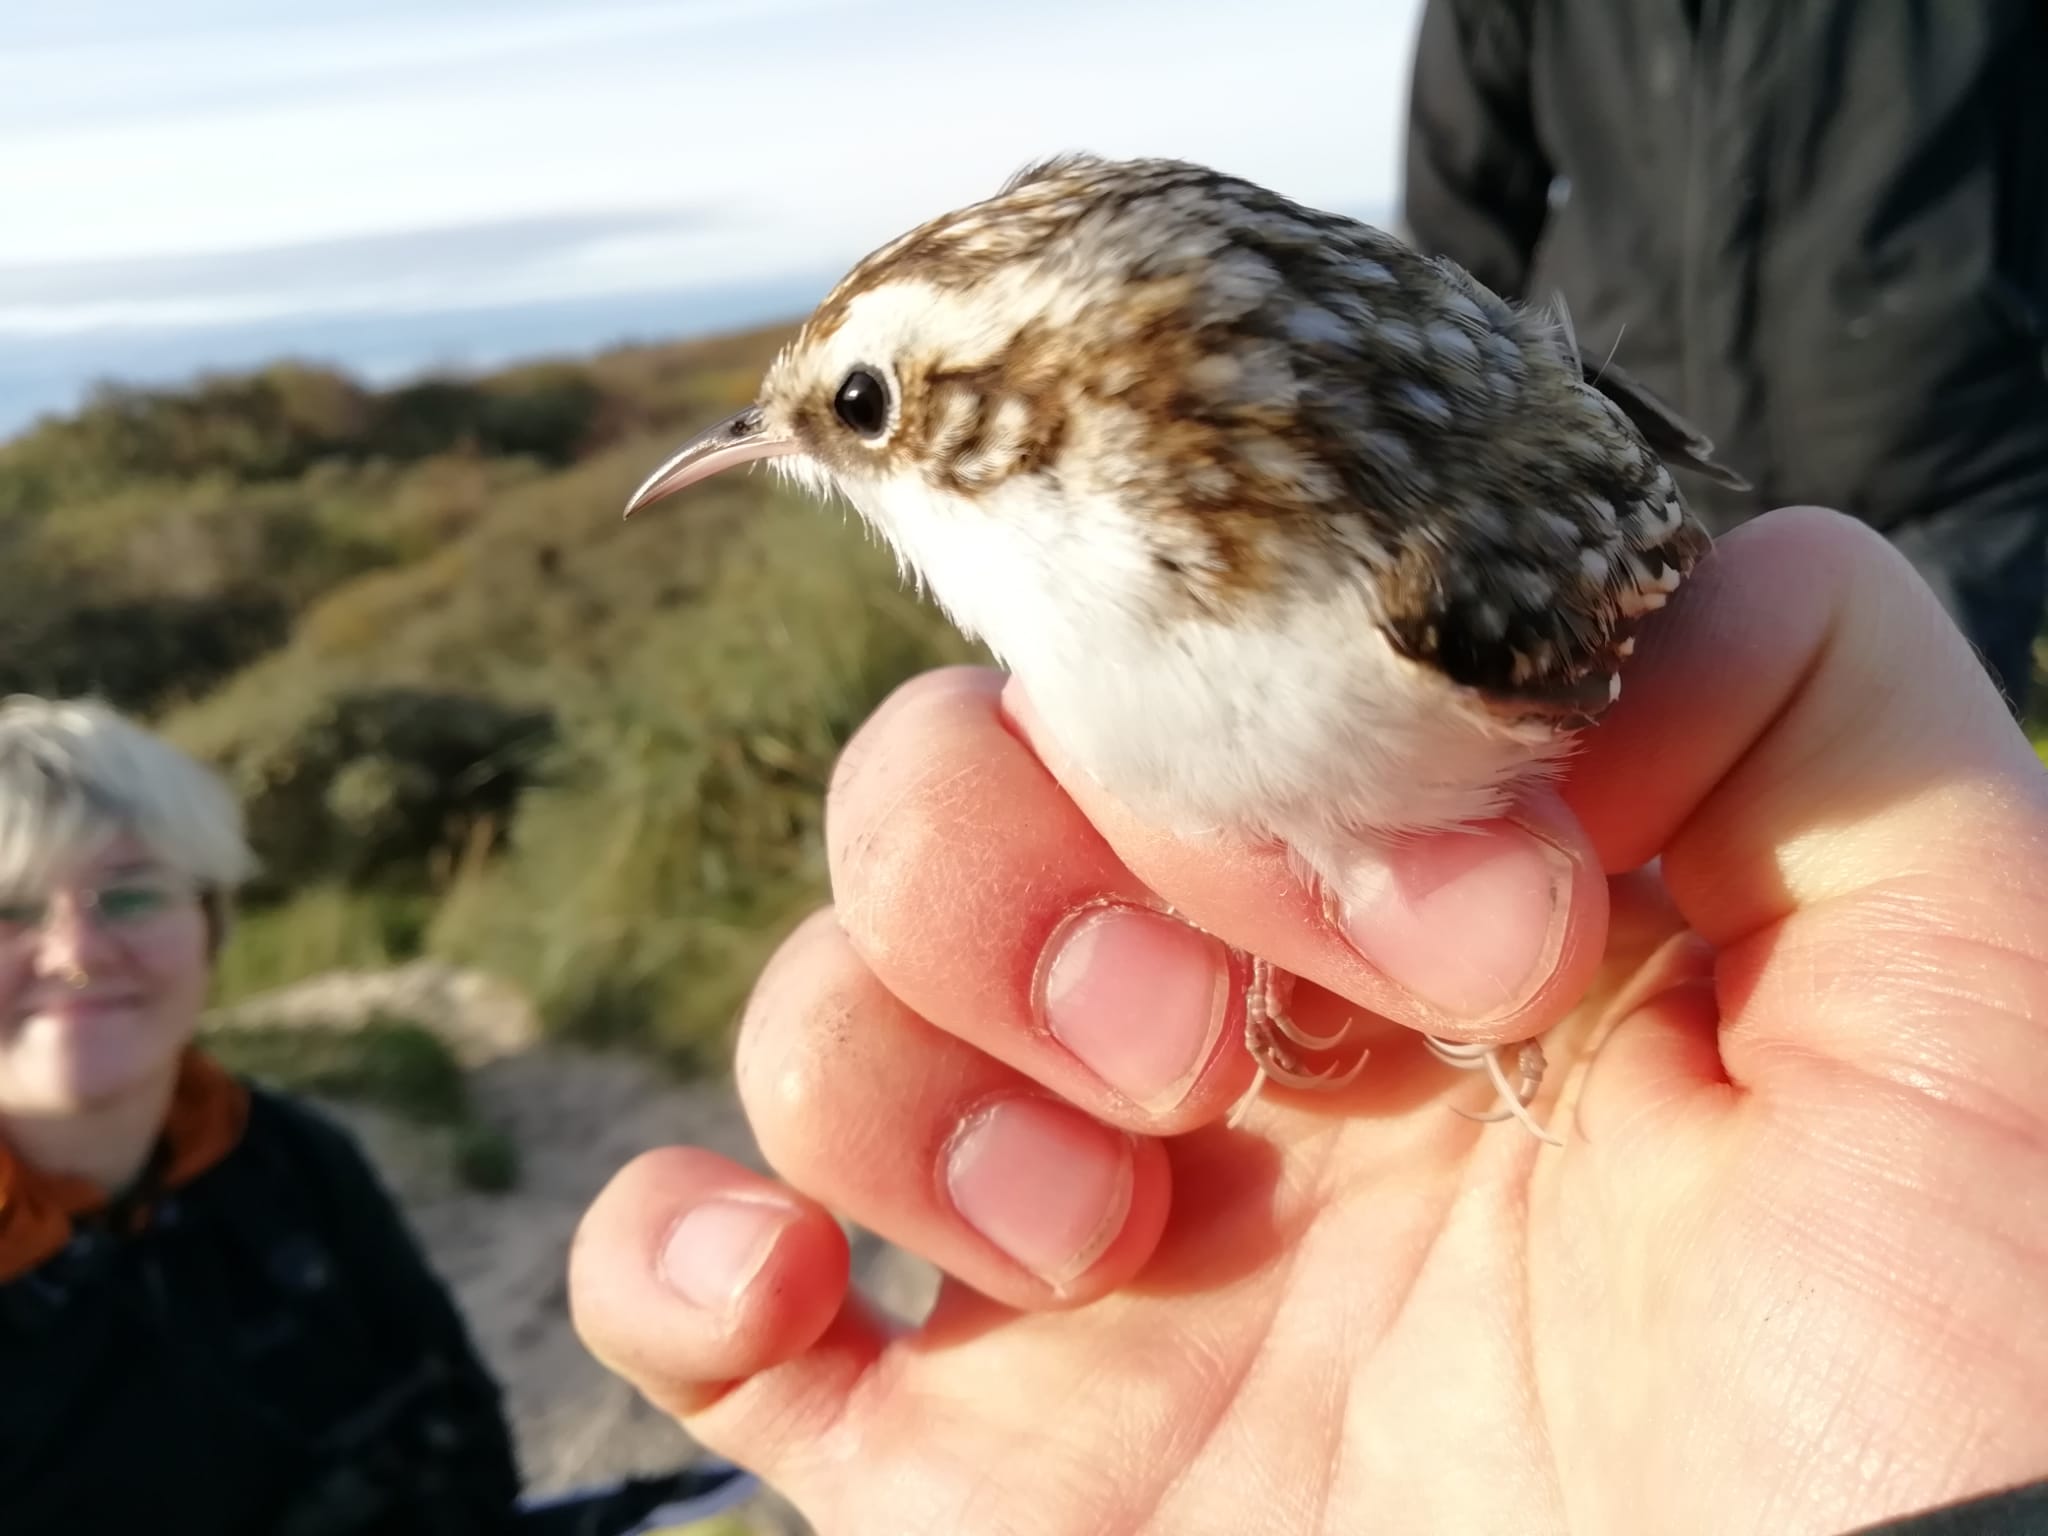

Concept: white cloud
[[0, 0, 870, 127], [0, 0, 1424, 330]]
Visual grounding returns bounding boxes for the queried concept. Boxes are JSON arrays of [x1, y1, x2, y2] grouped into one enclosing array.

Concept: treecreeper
[[622, 153, 1747, 1141]]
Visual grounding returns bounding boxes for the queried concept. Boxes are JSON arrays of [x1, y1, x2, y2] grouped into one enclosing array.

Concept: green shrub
[[0, 363, 374, 507], [0, 588, 291, 714], [205, 1013, 519, 1191], [452, 1122, 521, 1193], [367, 368, 605, 466], [181, 687, 555, 897], [0, 356, 625, 512], [205, 1014, 466, 1125], [424, 490, 978, 1067], [211, 885, 432, 1008]]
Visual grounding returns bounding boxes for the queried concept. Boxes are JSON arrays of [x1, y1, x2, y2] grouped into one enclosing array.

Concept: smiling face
[[0, 832, 212, 1117]]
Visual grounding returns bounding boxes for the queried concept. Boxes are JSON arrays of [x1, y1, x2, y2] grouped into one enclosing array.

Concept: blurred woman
[[0, 694, 524, 1534]]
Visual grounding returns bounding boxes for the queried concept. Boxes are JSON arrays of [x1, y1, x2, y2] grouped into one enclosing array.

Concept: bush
[[0, 589, 292, 714], [211, 885, 432, 1008], [367, 368, 605, 466], [426, 492, 980, 1067], [0, 357, 618, 514], [452, 1122, 521, 1193], [0, 470, 402, 714], [182, 687, 555, 896], [206, 1013, 519, 1191], [206, 1014, 467, 1125], [0, 364, 374, 508]]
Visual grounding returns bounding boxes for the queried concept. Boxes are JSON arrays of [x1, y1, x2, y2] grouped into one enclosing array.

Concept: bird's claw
[[1219, 954, 1562, 1148], [1226, 953, 1370, 1127], [1426, 1035, 1563, 1146]]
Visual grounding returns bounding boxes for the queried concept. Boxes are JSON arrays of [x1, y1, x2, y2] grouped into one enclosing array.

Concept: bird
[[620, 152, 1746, 1141]]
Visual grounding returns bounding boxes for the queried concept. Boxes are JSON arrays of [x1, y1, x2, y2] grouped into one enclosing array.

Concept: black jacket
[[1402, 0, 2048, 535], [0, 1087, 522, 1536]]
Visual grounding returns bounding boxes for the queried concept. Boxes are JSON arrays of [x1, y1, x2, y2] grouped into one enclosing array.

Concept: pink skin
[[0, 833, 212, 1189], [567, 510, 2048, 1536]]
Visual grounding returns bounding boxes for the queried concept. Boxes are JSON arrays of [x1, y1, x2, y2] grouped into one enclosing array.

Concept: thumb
[[1564, 506, 2048, 1116]]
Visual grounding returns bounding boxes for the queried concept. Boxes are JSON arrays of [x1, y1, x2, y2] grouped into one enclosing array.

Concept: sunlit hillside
[[5, 332, 2045, 1072], [0, 327, 981, 1072]]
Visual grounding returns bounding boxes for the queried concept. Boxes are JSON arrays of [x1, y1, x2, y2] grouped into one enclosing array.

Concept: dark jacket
[[0, 1086, 522, 1536], [1402, 0, 2048, 536]]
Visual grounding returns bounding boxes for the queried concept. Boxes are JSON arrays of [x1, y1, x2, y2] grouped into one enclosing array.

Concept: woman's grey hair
[[0, 695, 256, 900]]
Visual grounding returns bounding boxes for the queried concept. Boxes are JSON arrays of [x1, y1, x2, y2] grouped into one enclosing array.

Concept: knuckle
[[733, 912, 881, 1174]]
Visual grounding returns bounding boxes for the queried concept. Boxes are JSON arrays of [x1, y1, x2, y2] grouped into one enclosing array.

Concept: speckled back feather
[[777, 153, 1736, 728]]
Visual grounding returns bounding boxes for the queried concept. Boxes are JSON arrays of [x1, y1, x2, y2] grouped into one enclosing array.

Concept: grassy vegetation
[[210, 885, 435, 1004], [1, 325, 978, 1077], [204, 1014, 520, 1191], [8, 330, 2043, 1087]]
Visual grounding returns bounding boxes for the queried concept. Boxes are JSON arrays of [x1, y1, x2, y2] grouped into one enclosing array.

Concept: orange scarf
[[0, 1048, 249, 1283]]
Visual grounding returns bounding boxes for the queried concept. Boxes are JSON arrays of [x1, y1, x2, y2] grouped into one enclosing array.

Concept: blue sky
[[0, 0, 1423, 432]]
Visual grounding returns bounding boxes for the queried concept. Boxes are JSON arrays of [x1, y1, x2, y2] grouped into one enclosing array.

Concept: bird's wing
[[1538, 290, 1752, 493], [1366, 423, 1712, 728]]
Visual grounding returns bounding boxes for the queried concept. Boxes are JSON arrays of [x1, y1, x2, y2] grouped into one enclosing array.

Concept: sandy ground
[[214, 961, 941, 1530]]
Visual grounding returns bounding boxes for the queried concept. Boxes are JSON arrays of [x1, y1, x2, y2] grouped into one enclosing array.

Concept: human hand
[[571, 508, 2048, 1535]]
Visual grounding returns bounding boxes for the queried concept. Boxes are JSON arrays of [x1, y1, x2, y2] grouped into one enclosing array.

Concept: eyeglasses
[[0, 876, 198, 951]]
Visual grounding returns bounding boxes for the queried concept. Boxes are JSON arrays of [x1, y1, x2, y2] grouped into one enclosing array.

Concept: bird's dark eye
[[833, 368, 890, 438]]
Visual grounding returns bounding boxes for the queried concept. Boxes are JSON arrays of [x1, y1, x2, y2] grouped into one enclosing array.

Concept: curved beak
[[622, 405, 799, 518]]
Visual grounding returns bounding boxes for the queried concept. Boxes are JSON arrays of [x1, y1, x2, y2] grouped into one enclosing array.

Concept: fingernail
[[660, 1197, 796, 1311], [1037, 903, 1231, 1108], [945, 1097, 1133, 1289], [1332, 821, 1572, 1022]]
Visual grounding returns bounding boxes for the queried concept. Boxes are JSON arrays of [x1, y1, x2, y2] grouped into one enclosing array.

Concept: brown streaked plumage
[[623, 153, 1747, 1140]]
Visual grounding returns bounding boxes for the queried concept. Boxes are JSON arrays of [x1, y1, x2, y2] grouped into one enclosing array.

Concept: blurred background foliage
[[0, 325, 980, 1074], [5, 326, 2044, 1077]]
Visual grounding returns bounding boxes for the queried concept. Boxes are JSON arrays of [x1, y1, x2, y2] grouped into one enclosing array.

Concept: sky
[[0, 0, 1425, 435]]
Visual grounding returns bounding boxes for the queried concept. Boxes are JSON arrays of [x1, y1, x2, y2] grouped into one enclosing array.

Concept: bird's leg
[[1261, 958, 1354, 1052], [1226, 953, 1370, 1129], [1424, 1035, 1563, 1146]]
